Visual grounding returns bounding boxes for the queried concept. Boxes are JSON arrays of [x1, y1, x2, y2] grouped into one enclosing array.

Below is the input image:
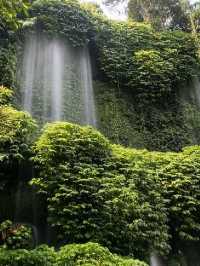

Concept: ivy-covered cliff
[[1, 0, 200, 151], [1, 0, 200, 265]]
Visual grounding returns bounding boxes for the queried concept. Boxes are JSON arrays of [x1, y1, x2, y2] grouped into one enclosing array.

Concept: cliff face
[[0, 0, 199, 152]]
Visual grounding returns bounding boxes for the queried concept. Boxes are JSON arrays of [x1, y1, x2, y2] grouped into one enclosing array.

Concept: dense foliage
[[0, 0, 29, 31], [0, 220, 32, 249], [127, 0, 189, 30], [95, 81, 200, 151], [1, 1, 200, 264], [0, 0, 199, 151], [0, 87, 36, 187], [0, 245, 56, 266], [31, 122, 200, 261], [31, 122, 169, 258], [56, 242, 147, 266], [26, 0, 93, 47], [94, 21, 199, 100], [0, 243, 146, 266], [0, 45, 17, 88]]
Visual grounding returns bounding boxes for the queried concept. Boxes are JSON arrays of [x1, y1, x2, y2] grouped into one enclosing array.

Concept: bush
[[33, 122, 111, 166], [0, 105, 36, 162], [31, 122, 169, 258], [56, 242, 147, 266], [159, 146, 200, 243], [0, 86, 13, 105], [0, 220, 32, 250], [95, 20, 199, 100], [0, 105, 37, 188], [0, 243, 147, 266], [0, 245, 56, 266]]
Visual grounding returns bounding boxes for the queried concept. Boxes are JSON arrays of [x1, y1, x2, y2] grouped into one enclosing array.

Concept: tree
[[128, 0, 189, 30], [104, 0, 190, 30], [190, 1, 200, 32]]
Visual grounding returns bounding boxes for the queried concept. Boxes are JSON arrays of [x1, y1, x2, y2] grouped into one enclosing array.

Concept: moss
[[94, 81, 200, 151], [94, 81, 145, 148]]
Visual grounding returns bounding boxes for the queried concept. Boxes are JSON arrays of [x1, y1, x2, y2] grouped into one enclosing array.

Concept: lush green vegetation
[[0, 86, 36, 190], [30, 121, 200, 261], [27, 0, 93, 47], [12, 0, 200, 151], [0, 220, 32, 249], [1, 0, 200, 265], [0, 0, 29, 31], [0, 242, 147, 266]]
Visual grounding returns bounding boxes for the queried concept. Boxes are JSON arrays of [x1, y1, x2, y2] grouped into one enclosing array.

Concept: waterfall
[[51, 40, 65, 121], [80, 47, 97, 126], [150, 253, 166, 266], [20, 34, 96, 126]]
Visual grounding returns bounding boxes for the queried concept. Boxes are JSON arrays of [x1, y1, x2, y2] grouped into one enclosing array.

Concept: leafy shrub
[[0, 220, 32, 249], [0, 243, 147, 266], [0, 105, 37, 187], [31, 122, 169, 258], [56, 242, 147, 266], [159, 146, 200, 243], [31, 121, 200, 259], [0, 105, 36, 162], [0, 86, 13, 105], [0, 245, 56, 266], [0, 44, 17, 88], [33, 122, 111, 166], [95, 20, 199, 100]]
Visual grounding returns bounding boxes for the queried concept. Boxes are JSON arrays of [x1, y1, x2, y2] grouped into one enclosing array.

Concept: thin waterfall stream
[[20, 34, 96, 125], [150, 253, 166, 266]]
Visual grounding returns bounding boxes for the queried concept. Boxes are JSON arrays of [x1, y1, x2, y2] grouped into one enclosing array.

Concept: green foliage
[[94, 81, 145, 148], [0, 220, 32, 250], [95, 81, 199, 151], [27, 0, 92, 47], [0, 44, 17, 88], [33, 121, 110, 165], [56, 242, 147, 266], [127, 0, 190, 31], [95, 20, 199, 100], [131, 49, 174, 96], [0, 245, 56, 266], [31, 122, 200, 259], [31, 122, 170, 258], [0, 105, 36, 162], [0, 104, 37, 187], [0, 243, 147, 266], [160, 146, 200, 243], [0, 86, 13, 105], [0, 0, 30, 31]]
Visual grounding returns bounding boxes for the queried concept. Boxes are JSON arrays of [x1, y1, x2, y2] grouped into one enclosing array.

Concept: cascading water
[[80, 47, 97, 126], [20, 34, 96, 125], [150, 253, 166, 266]]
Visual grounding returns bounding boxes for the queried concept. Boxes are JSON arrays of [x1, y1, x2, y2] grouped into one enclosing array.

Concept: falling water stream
[[150, 253, 166, 266], [20, 34, 96, 125]]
